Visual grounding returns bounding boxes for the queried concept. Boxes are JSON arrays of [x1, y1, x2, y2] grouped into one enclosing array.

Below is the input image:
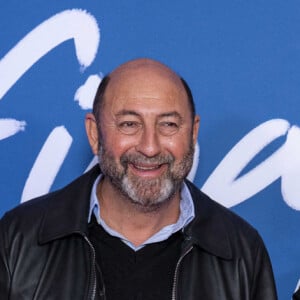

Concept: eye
[[117, 121, 142, 135], [158, 121, 180, 136]]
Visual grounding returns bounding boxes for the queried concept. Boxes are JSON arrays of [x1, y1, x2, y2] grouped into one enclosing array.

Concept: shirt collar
[[88, 174, 195, 251]]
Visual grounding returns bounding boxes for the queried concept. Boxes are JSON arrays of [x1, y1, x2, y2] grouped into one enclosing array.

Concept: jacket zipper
[[83, 234, 97, 300], [171, 244, 193, 300], [82, 231, 192, 300]]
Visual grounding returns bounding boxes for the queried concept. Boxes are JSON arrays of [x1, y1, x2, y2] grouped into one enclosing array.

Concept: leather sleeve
[[0, 215, 10, 299], [250, 233, 278, 300], [293, 287, 300, 300]]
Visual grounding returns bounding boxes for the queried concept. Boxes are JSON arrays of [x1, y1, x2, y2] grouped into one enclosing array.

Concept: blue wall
[[1, 1, 300, 298]]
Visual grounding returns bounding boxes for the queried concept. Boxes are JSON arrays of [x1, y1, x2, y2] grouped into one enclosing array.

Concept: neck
[[97, 177, 181, 247]]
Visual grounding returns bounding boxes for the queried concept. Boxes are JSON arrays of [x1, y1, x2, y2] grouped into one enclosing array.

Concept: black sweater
[[88, 217, 183, 300]]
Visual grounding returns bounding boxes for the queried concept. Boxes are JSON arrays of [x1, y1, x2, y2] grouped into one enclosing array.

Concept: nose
[[135, 126, 161, 157]]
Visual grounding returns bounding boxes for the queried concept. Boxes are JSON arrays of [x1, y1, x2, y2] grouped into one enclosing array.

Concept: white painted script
[[0, 9, 299, 212], [0, 9, 100, 100], [202, 119, 300, 210], [0, 9, 101, 202]]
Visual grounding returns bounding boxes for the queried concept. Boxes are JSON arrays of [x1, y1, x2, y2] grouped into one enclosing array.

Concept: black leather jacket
[[293, 287, 300, 300], [0, 166, 277, 299]]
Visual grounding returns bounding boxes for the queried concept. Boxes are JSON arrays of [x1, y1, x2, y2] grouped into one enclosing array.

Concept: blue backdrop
[[1, 1, 299, 299]]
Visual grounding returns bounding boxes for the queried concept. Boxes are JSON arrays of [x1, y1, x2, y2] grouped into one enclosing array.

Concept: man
[[0, 58, 277, 299]]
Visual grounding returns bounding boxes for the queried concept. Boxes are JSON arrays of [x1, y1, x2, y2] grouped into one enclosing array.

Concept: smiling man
[[0, 58, 277, 299], [85, 59, 199, 247]]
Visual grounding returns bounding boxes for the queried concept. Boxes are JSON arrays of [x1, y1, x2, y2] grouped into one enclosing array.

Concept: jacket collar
[[39, 167, 232, 260], [183, 180, 233, 260], [38, 165, 101, 244]]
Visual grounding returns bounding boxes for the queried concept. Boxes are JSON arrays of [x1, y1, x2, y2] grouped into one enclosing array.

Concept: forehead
[[103, 63, 189, 115]]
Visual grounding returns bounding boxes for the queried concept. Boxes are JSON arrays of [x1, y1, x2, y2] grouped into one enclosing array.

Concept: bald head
[[92, 58, 195, 123], [109, 58, 182, 86]]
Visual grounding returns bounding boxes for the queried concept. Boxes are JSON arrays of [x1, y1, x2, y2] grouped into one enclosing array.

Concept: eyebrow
[[115, 110, 182, 119], [158, 111, 182, 119]]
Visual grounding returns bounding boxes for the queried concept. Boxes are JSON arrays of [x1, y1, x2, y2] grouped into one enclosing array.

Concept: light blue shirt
[[88, 175, 195, 251]]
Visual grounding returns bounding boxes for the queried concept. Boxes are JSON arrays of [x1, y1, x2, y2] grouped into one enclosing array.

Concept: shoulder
[[0, 165, 100, 235], [2, 190, 55, 222], [186, 180, 256, 231], [0, 190, 61, 244], [185, 180, 266, 258]]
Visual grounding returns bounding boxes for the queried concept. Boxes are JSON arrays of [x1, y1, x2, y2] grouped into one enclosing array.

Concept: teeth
[[134, 165, 159, 171]]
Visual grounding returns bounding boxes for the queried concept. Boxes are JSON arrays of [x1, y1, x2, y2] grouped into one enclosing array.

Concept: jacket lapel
[[184, 180, 233, 260], [38, 165, 101, 244]]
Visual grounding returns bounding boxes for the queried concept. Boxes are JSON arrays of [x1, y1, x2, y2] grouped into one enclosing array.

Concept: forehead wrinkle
[[115, 109, 140, 117], [103, 60, 190, 121], [108, 93, 188, 124]]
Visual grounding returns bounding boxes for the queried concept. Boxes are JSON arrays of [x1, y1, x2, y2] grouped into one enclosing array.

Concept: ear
[[192, 115, 200, 146], [85, 113, 99, 155]]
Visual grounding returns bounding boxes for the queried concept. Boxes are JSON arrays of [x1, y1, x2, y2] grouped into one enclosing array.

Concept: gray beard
[[98, 144, 194, 213], [121, 173, 177, 212]]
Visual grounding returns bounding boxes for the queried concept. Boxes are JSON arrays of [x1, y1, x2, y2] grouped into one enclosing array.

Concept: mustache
[[120, 153, 174, 166]]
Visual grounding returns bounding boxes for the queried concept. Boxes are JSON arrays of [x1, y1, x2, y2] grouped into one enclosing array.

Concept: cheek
[[102, 131, 138, 156], [163, 134, 192, 158]]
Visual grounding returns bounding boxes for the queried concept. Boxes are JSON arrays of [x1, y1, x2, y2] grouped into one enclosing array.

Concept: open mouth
[[133, 164, 162, 170], [129, 163, 167, 177]]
